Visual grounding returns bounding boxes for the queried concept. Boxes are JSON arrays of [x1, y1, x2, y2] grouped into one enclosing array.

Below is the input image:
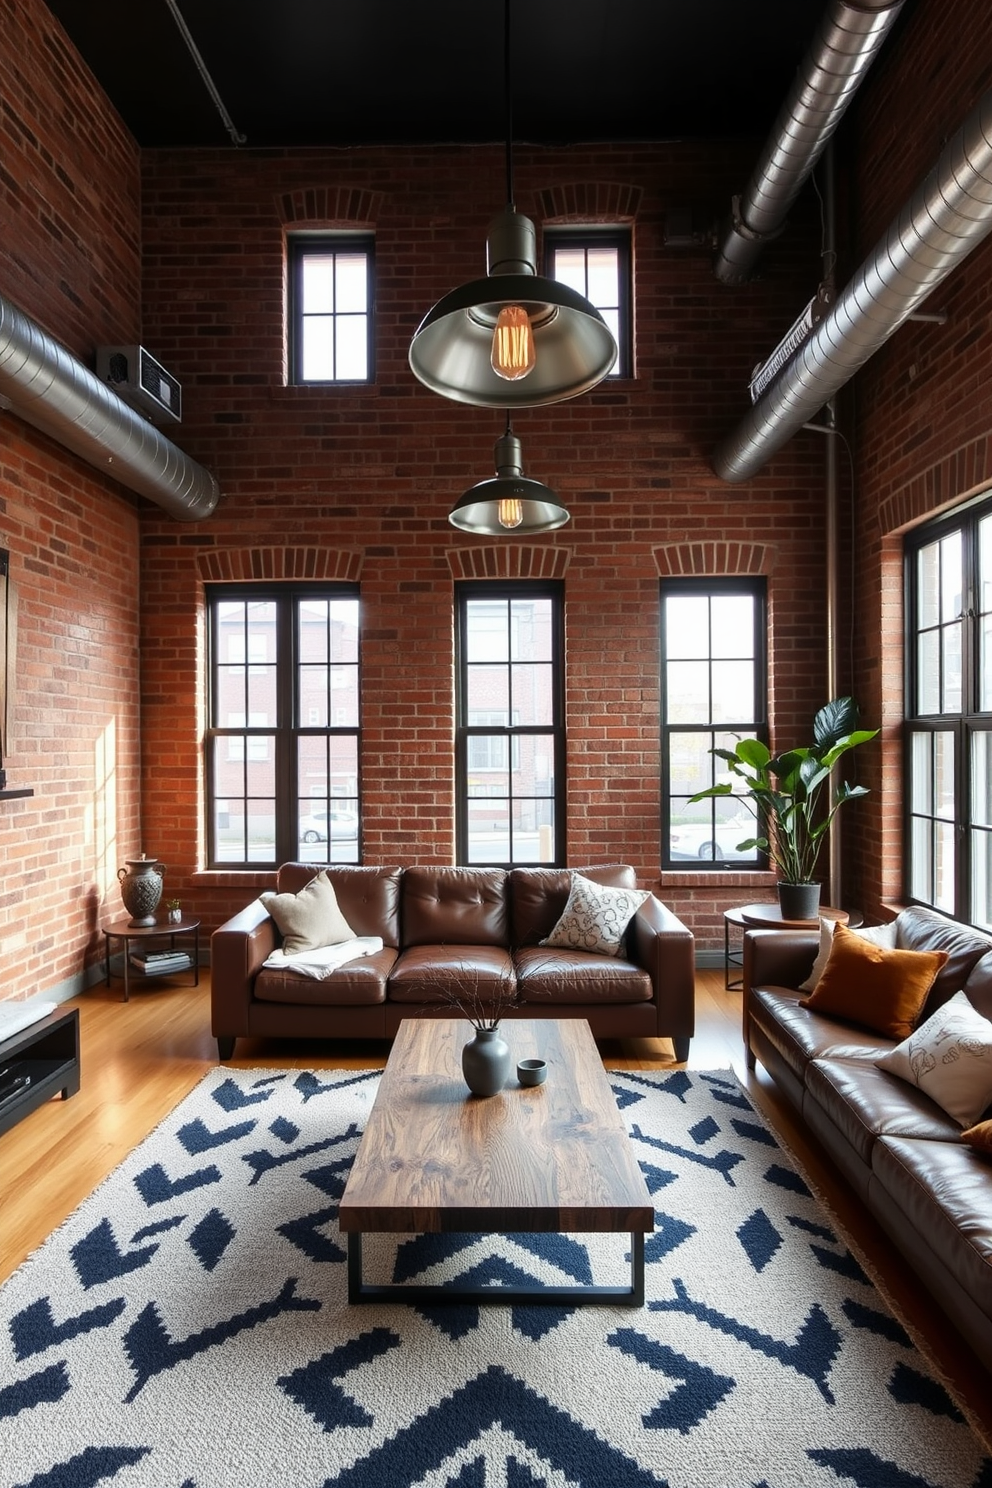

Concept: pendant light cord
[[504, 0, 514, 209]]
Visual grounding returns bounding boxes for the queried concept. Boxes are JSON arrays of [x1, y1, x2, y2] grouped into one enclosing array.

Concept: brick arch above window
[[445, 546, 572, 581], [196, 547, 364, 584], [653, 541, 773, 576], [537, 182, 643, 223], [878, 430, 992, 534], [277, 186, 385, 227]]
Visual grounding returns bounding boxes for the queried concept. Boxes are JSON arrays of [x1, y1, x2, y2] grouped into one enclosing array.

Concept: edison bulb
[[498, 497, 524, 529], [492, 305, 536, 381]]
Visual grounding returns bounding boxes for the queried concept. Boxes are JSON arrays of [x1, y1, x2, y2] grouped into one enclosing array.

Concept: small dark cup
[[517, 1058, 548, 1087]]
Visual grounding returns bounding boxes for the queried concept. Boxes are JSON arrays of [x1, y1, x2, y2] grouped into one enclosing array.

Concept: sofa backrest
[[400, 866, 508, 947], [508, 864, 638, 946], [274, 863, 403, 947], [896, 904, 992, 1019]]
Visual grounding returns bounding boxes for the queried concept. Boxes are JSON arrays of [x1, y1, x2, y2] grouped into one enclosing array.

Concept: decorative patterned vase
[[461, 1027, 511, 1098], [117, 856, 166, 927], [778, 881, 821, 922]]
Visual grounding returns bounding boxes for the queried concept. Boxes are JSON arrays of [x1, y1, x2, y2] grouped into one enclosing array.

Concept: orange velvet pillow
[[799, 920, 948, 1040], [960, 1119, 992, 1153]]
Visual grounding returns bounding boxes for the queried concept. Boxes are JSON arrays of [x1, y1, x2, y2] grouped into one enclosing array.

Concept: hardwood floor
[[2, 965, 990, 1448]]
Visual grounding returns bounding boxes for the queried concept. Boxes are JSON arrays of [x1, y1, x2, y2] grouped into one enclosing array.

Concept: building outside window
[[545, 229, 631, 378], [661, 578, 767, 869], [905, 495, 992, 930], [456, 584, 564, 866], [206, 585, 360, 866], [288, 234, 374, 384]]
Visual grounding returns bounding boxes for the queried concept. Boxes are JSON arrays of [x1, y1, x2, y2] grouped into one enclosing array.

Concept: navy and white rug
[[1, 1066, 988, 1488]]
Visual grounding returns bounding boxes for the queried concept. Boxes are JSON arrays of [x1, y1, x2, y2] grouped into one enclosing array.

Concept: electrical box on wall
[[96, 346, 182, 425]]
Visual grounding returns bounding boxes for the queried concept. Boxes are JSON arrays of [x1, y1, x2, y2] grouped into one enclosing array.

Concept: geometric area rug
[[1, 1067, 989, 1488]]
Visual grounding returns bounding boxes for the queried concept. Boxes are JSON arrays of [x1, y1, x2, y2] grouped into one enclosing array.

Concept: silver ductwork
[[714, 0, 905, 285], [0, 291, 219, 522], [714, 87, 992, 483]]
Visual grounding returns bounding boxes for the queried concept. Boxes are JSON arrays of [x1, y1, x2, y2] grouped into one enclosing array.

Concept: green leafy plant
[[689, 696, 878, 885], [166, 898, 181, 912]]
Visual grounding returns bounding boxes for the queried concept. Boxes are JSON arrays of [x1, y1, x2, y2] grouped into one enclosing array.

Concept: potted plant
[[689, 696, 878, 920], [165, 898, 182, 925]]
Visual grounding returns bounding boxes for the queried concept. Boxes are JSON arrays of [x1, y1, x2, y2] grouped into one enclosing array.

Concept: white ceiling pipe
[[714, 0, 905, 286], [713, 88, 992, 483], [0, 291, 219, 521]]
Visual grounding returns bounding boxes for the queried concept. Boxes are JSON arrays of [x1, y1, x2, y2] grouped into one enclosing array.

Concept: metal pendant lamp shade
[[448, 424, 570, 534], [409, 0, 616, 408], [410, 208, 617, 408]]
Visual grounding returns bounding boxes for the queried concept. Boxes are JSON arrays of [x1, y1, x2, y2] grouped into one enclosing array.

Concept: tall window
[[661, 578, 767, 868], [545, 229, 631, 377], [456, 584, 564, 867], [206, 586, 360, 867], [288, 235, 374, 384], [905, 496, 992, 929]]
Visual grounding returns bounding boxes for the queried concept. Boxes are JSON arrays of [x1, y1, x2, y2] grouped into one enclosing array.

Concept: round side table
[[103, 915, 201, 1003], [723, 903, 850, 990]]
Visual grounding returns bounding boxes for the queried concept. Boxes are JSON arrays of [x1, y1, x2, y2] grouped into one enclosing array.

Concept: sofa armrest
[[742, 927, 819, 994], [210, 899, 278, 1040], [629, 896, 695, 1043]]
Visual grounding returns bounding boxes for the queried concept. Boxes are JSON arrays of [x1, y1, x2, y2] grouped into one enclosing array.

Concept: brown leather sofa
[[743, 905, 992, 1371], [211, 862, 695, 1061]]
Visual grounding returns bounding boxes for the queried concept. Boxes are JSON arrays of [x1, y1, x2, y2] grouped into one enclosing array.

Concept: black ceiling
[[44, 0, 828, 151]]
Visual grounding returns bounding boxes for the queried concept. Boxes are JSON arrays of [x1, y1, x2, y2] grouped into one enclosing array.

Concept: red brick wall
[[0, 0, 144, 1002], [135, 138, 828, 944]]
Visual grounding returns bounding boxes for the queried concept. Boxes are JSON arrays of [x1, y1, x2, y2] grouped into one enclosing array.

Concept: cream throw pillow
[[876, 989, 992, 1127], [541, 872, 649, 957], [261, 871, 356, 955], [799, 916, 898, 992]]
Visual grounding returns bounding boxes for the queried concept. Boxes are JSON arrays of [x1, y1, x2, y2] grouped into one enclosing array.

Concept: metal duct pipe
[[714, 0, 905, 285], [0, 291, 219, 522], [714, 87, 992, 483]]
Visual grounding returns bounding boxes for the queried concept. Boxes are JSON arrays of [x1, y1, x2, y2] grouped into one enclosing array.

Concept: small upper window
[[288, 235, 374, 384], [545, 229, 631, 378]]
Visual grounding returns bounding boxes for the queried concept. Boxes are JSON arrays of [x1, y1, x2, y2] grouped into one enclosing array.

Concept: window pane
[[334, 253, 368, 312], [941, 622, 962, 713], [586, 247, 619, 306], [981, 514, 992, 613], [302, 318, 335, 379], [940, 531, 962, 622], [711, 596, 754, 658], [983, 614, 992, 712], [711, 660, 754, 724], [910, 817, 932, 901], [917, 542, 939, 629], [511, 662, 553, 725], [935, 731, 955, 818], [551, 248, 586, 293], [466, 797, 509, 863], [972, 828, 992, 932], [917, 630, 940, 714], [510, 598, 552, 660], [665, 596, 709, 658], [466, 604, 508, 662], [302, 256, 336, 313], [467, 666, 508, 719], [910, 732, 932, 813], [668, 731, 718, 797], [935, 820, 956, 911], [511, 796, 555, 863], [335, 315, 368, 380], [972, 733, 992, 828], [666, 660, 710, 722]]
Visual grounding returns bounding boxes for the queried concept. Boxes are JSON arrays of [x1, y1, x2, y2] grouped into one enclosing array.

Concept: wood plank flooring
[[2, 965, 990, 1448]]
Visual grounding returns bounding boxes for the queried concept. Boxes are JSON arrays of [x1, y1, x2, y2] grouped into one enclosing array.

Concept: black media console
[[0, 1006, 80, 1139]]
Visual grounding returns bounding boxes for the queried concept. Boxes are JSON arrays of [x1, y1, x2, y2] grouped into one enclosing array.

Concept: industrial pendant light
[[409, 0, 616, 408], [448, 417, 570, 534]]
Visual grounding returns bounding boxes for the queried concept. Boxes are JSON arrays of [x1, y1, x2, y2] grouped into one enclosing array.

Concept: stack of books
[[129, 948, 193, 976]]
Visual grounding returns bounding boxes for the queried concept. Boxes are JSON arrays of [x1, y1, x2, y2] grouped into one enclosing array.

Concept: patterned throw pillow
[[540, 872, 650, 957], [261, 871, 356, 955], [876, 989, 992, 1127]]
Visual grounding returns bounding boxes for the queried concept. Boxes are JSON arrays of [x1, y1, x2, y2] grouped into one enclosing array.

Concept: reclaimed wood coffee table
[[338, 1016, 654, 1306]]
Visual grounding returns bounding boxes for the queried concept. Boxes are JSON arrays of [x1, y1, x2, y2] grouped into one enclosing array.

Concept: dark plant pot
[[462, 1027, 511, 1097], [778, 881, 821, 922]]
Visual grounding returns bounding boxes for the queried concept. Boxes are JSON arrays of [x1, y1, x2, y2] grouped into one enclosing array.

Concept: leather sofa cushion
[[750, 987, 892, 1084], [896, 904, 992, 1019], [514, 945, 652, 1004], [509, 864, 638, 946], [871, 1135, 992, 1308], [388, 944, 516, 1004], [275, 864, 402, 946], [253, 947, 396, 1006], [805, 1057, 960, 1165], [963, 951, 992, 1022], [400, 866, 509, 947]]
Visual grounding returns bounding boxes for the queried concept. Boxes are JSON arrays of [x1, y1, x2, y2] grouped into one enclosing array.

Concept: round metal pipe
[[714, 88, 992, 483], [0, 291, 219, 521], [715, 0, 905, 285]]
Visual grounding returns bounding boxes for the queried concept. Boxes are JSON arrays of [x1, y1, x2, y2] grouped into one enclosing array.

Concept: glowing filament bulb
[[492, 305, 536, 381], [498, 497, 524, 529]]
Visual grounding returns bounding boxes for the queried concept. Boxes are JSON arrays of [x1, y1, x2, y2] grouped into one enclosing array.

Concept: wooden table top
[[338, 1018, 654, 1236]]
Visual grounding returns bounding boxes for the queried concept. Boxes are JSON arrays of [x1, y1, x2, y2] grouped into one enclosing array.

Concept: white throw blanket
[[262, 936, 384, 980]]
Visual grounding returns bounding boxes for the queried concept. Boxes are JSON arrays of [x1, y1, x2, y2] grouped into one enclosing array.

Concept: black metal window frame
[[904, 491, 992, 928], [455, 580, 566, 868], [543, 227, 632, 378], [660, 576, 768, 871], [205, 581, 361, 869], [287, 232, 375, 385]]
